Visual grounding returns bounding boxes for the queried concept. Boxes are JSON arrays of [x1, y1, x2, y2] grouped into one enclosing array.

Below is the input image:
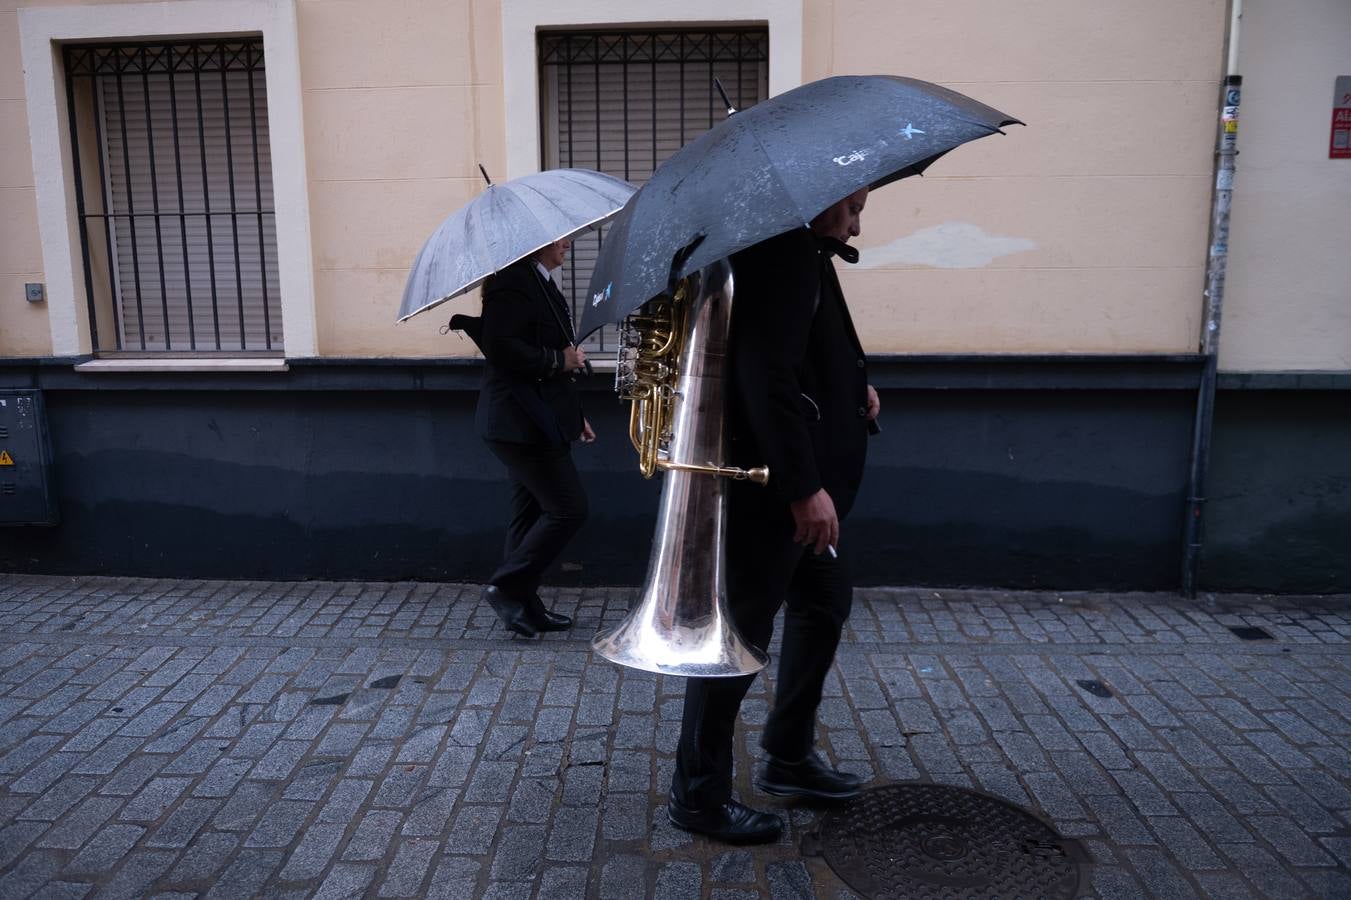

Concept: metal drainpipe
[[1182, 1, 1243, 598]]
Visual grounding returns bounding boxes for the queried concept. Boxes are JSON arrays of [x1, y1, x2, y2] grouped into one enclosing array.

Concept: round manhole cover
[[808, 783, 1084, 899]]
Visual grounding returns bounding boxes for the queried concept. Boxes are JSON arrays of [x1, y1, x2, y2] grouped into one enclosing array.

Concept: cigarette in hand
[[827, 545, 838, 558]]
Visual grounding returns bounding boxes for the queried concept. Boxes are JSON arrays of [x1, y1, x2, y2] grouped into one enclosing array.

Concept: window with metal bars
[[538, 28, 769, 354], [63, 40, 281, 354]]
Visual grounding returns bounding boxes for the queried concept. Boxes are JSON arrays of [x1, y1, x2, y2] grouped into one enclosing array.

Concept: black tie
[[539, 270, 576, 343]]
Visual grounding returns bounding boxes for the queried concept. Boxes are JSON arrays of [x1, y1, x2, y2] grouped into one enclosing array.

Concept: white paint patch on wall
[[857, 222, 1037, 269]]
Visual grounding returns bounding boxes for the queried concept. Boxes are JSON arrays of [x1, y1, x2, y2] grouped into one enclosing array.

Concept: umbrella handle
[[667, 236, 706, 295]]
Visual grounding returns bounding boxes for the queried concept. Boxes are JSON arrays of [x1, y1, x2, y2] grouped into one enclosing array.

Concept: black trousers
[[672, 484, 853, 809], [485, 440, 589, 600]]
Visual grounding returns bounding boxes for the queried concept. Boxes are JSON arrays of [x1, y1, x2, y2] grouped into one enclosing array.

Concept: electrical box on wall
[[0, 391, 59, 526]]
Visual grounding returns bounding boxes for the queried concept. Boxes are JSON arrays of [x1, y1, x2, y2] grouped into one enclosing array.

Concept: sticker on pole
[[0, 450, 13, 466], [1332, 76, 1351, 160]]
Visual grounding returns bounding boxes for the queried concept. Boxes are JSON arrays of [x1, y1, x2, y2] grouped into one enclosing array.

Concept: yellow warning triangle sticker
[[0, 450, 13, 466]]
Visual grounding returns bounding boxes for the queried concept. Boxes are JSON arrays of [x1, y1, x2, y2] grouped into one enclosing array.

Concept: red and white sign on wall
[[1332, 76, 1351, 159]]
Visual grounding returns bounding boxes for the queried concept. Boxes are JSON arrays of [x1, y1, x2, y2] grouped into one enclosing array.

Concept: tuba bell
[[590, 259, 770, 677]]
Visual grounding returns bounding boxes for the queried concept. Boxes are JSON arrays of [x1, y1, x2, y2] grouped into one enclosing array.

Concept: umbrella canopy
[[579, 75, 1020, 336], [397, 168, 635, 323]]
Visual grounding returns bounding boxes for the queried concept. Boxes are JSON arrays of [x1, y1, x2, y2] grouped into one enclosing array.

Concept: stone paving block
[[430, 744, 479, 787], [545, 807, 598, 862], [377, 838, 440, 897], [58, 716, 122, 753], [1147, 816, 1224, 871], [250, 738, 310, 781], [0, 821, 47, 867], [1191, 871, 1257, 899], [9, 750, 81, 795], [448, 804, 502, 855], [189, 755, 250, 799], [1247, 815, 1337, 867], [281, 758, 341, 801], [277, 822, 346, 881], [347, 741, 396, 777], [28, 879, 93, 899], [1261, 783, 1342, 834], [1218, 843, 1315, 898], [655, 861, 702, 900], [145, 797, 221, 848], [765, 861, 814, 900], [401, 785, 458, 837], [599, 854, 649, 900], [506, 776, 554, 825], [489, 824, 546, 881], [422, 855, 481, 900], [119, 775, 192, 822], [96, 751, 164, 794], [462, 759, 516, 805], [243, 799, 314, 848], [311, 861, 377, 900], [538, 865, 588, 900], [0, 851, 64, 899], [559, 756, 602, 805], [18, 774, 96, 821], [99, 848, 179, 900], [165, 830, 240, 883], [343, 808, 404, 861]]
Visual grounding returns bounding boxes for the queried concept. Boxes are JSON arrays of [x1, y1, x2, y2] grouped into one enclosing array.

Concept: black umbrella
[[578, 75, 1020, 337]]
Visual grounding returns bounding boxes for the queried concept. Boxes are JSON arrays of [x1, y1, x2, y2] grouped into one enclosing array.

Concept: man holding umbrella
[[474, 238, 595, 637], [397, 166, 635, 638], [576, 75, 1019, 844], [668, 188, 879, 844]]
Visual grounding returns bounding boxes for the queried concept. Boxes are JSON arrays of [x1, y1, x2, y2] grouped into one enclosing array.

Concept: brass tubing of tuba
[[592, 259, 769, 677]]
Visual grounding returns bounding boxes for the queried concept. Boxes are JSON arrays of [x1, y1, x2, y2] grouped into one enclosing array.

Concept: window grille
[[63, 41, 281, 353], [538, 29, 769, 353]]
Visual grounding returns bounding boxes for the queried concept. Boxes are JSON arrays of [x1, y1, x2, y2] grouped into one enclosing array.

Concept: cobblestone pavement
[[0, 574, 1348, 899]]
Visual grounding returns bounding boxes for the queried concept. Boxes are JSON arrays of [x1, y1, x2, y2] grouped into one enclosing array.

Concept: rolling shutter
[[98, 57, 281, 352]]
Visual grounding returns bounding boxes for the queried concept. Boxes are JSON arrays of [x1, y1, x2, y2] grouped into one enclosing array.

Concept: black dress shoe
[[755, 751, 863, 802], [482, 585, 537, 638], [525, 595, 573, 632], [667, 796, 782, 845]]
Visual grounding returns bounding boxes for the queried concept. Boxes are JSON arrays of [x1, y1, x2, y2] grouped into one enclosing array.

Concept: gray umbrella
[[397, 167, 635, 323], [579, 75, 1020, 336]]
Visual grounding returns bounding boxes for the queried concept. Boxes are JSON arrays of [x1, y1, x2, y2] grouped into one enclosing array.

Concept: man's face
[[536, 238, 571, 270], [810, 188, 869, 243]]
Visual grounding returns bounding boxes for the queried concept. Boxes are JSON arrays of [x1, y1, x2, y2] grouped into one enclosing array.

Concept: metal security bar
[[63, 41, 281, 353], [539, 29, 769, 354]]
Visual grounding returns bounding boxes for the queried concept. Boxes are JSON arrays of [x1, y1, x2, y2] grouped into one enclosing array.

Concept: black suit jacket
[[726, 228, 870, 519], [473, 258, 584, 446]]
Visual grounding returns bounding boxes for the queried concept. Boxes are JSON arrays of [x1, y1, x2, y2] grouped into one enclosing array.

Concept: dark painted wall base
[[0, 357, 1346, 592], [1202, 390, 1351, 593]]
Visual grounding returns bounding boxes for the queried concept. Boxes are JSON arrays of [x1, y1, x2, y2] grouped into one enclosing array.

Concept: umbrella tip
[[477, 163, 492, 186], [713, 78, 736, 116]]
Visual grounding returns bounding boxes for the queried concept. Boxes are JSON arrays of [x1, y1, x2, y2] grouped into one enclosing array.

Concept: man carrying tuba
[[668, 188, 882, 844]]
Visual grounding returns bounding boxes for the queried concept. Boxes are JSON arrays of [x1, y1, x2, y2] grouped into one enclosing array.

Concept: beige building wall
[[0, 0, 52, 356], [811, 0, 1227, 354], [1219, 0, 1351, 372], [300, 0, 504, 357], [1, 0, 1230, 359]]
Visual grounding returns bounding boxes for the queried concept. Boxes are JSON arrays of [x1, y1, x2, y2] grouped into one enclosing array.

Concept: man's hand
[[563, 345, 588, 373], [581, 418, 596, 443], [790, 489, 839, 555], [866, 383, 880, 421]]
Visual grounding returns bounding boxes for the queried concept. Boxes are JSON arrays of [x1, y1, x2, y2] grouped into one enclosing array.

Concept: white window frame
[[18, 0, 316, 360], [500, 0, 803, 180]]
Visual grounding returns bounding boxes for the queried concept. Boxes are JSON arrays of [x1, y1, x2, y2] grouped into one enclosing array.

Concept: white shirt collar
[[534, 261, 553, 282]]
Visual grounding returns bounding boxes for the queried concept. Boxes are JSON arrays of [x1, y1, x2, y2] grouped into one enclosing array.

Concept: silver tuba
[[590, 259, 769, 677]]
